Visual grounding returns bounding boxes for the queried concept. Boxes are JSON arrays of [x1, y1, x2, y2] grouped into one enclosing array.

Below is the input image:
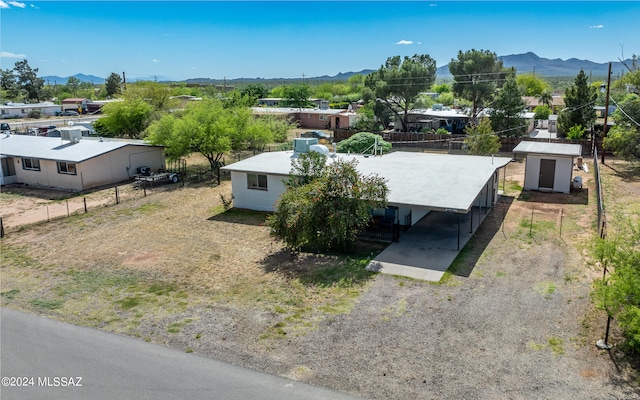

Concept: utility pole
[[122, 71, 127, 90], [601, 62, 612, 164]]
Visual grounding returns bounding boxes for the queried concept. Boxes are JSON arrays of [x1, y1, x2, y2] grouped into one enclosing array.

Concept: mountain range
[[42, 52, 631, 85]]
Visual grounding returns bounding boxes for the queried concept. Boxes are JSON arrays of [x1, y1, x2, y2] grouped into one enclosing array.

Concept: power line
[[609, 96, 640, 127]]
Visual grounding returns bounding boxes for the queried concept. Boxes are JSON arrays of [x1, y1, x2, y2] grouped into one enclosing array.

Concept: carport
[[357, 152, 512, 282]]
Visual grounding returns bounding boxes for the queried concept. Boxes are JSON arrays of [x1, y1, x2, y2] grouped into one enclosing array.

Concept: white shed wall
[[229, 171, 287, 212], [523, 154, 574, 194]]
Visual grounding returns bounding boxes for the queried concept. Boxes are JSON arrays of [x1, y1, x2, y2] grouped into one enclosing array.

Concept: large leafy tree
[[463, 117, 501, 155], [100, 98, 155, 139], [105, 72, 123, 97], [239, 83, 269, 104], [557, 69, 597, 137], [516, 73, 549, 96], [364, 54, 437, 132], [281, 84, 312, 108], [449, 49, 508, 119], [490, 73, 527, 137], [147, 98, 279, 171], [13, 59, 44, 102], [604, 94, 640, 161], [66, 76, 81, 96], [267, 154, 388, 252]]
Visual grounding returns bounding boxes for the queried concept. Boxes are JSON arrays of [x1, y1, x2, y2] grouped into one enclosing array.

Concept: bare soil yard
[[1, 153, 638, 399]]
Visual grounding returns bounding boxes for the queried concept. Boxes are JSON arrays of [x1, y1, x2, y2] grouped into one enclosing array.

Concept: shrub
[[336, 132, 391, 154]]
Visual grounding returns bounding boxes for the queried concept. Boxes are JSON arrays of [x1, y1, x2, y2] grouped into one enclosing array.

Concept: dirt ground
[[1, 153, 638, 399]]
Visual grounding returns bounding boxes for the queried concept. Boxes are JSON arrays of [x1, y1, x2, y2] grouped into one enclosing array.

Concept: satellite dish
[[68, 121, 74, 126]]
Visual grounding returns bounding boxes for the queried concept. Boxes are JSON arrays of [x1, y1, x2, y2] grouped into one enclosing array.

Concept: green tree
[[566, 124, 586, 139], [489, 74, 527, 137], [464, 117, 501, 155], [240, 83, 270, 101], [604, 94, 640, 161], [1, 69, 19, 100], [449, 49, 508, 119], [533, 104, 551, 121], [100, 98, 155, 139], [594, 221, 640, 354], [538, 90, 553, 108], [105, 72, 123, 97], [281, 84, 312, 108], [147, 98, 275, 171], [13, 59, 44, 102], [364, 54, 437, 132], [558, 69, 597, 137], [126, 81, 176, 110], [432, 83, 451, 94], [66, 76, 81, 96], [336, 132, 392, 154], [267, 155, 388, 252], [516, 73, 549, 96]]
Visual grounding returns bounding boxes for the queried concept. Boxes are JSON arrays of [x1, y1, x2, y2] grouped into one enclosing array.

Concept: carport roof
[[222, 151, 511, 213], [513, 141, 582, 157]]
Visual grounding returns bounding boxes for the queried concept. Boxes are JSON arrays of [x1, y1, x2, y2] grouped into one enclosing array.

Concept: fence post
[[47, 205, 50, 222], [84, 198, 87, 213], [559, 208, 563, 238], [115, 186, 119, 204], [0, 217, 4, 238], [529, 205, 534, 237], [66, 200, 70, 217]]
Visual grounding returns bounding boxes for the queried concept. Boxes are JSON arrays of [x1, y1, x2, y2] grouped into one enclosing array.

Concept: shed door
[[539, 159, 556, 189]]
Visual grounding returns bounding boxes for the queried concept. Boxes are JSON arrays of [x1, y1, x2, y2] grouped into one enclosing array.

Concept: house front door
[[539, 159, 556, 189]]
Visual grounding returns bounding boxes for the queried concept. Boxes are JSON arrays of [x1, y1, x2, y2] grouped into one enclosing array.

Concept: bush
[[27, 110, 41, 119], [566, 125, 585, 139], [336, 132, 391, 154]]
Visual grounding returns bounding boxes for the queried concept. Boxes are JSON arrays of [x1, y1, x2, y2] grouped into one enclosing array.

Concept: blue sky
[[1, 1, 639, 81]]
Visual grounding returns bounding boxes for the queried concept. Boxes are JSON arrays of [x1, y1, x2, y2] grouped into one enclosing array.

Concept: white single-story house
[[0, 134, 165, 191], [222, 138, 511, 238], [0, 102, 62, 119], [513, 141, 582, 194]]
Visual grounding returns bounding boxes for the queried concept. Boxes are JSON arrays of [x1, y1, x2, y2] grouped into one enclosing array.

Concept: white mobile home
[[0, 102, 62, 119], [0, 135, 165, 191]]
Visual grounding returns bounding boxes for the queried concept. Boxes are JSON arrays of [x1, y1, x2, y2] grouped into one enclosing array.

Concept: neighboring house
[[251, 107, 357, 130], [0, 134, 165, 191], [0, 102, 62, 119], [396, 107, 470, 133], [513, 141, 582, 194], [62, 98, 91, 113], [522, 95, 565, 114], [222, 138, 510, 228]]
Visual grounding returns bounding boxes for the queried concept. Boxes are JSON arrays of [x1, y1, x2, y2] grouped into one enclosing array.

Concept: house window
[[57, 161, 77, 175], [22, 158, 40, 171], [247, 173, 267, 190], [319, 115, 327, 121]]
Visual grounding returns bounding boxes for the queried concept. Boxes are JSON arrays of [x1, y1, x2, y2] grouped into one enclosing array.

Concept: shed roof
[[222, 151, 511, 213], [0, 135, 162, 163], [513, 141, 582, 157]]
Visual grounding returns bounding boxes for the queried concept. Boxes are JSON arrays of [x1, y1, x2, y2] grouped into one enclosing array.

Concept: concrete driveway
[[367, 207, 492, 281]]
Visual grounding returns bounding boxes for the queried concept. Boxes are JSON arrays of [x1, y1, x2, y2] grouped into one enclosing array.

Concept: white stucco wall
[[523, 154, 574, 194], [229, 171, 287, 212]]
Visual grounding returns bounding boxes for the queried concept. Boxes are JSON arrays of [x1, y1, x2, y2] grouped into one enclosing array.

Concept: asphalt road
[[0, 308, 359, 400]]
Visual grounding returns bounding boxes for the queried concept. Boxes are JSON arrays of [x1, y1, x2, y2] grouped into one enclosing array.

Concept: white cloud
[[0, 1, 10, 9], [8, 1, 26, 8], [1, 51, 27, 58], [30, 4, 39, 9], [152, 59, 160, 63], [396, 40, 414, 45], [589, 24, 604, 29]]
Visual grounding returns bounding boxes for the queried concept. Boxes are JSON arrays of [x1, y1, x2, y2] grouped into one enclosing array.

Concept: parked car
[[0, 122, 10, 134], [302, 130, 331, 140], [60, 110, 79, 116]]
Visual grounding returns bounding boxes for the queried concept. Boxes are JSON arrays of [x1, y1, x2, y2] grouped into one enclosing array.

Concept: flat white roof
[[251, 107, 343, 115], [513, 141, 582, 157], [0, 135, 161, 163], [222, 151, 511, 213]]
